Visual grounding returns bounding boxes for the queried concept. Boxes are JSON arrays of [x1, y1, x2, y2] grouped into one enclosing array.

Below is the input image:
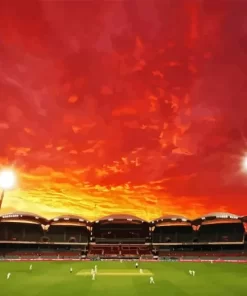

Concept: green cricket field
[[0, 260, 247, 296]]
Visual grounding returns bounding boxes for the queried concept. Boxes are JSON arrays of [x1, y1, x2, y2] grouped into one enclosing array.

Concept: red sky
[[0, 0, 247, 221]]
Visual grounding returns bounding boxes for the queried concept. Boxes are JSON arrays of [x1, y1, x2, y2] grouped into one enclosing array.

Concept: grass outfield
[[1, 261, 247, 296]]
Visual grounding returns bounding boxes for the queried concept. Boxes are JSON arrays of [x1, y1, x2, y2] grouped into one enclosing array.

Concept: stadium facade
[[0, 211, 246, 260]]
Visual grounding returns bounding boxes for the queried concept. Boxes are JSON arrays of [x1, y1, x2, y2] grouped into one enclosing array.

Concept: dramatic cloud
[[0, 0, 247, 220]]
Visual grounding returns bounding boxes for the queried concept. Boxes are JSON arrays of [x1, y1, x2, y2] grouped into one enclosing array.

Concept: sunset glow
[[0, 1, 247, 220]]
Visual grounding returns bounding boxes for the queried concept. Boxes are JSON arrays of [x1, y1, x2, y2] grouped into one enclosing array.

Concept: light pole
[[0, 169, 16, 210], [0, 190, 5, 209]]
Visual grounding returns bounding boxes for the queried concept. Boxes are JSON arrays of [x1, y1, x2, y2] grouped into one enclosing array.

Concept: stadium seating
[[198, 223, 244, 242], [138, 246, 152, 255], [0, 222, 44, 241], [46, 225, 89, 243], [88, 247, 102, 255], [0, 247, 82, 259], [93, 223, 149, 244], [158, 250, 247, 260], [89, 245, 120, 256], [121, 245, 151, 255], [88, 244, 151, 256], [0, 212, 246, 260], [152, 225, 194, 243]]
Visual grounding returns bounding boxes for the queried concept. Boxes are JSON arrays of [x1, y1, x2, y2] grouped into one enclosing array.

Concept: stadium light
[[0, 169, 17, 210], [242, 156, 247, 171], [0, 169, 16, 190]]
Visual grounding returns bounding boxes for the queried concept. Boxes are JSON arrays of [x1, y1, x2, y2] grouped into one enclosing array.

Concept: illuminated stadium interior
[[0, 210, 245, 262], [0, 211, 245, 247]]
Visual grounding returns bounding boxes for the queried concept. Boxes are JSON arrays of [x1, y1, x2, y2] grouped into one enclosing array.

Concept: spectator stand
[[47, 215, 90, 244], [151, 215, 194, 244], [193, 212, 245, 243]]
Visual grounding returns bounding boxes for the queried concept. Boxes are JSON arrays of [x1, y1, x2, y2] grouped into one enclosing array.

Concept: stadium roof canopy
[[242, 215, 247, 222], [192, 212, 241, 225], [95, 214, 146, 223], [49, 214, 88, 223], [151, 215, 190, 223], [0, 211, 48, 224]]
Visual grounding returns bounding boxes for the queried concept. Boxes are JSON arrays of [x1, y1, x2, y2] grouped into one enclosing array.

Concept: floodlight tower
[[0, 169, 16, 210]]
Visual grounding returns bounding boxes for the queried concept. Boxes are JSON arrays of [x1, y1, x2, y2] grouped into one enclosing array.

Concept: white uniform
[[149, 276, 155, 284], [192, 270, 195, 276], [7, 273, 11, 280], [94, 265, 97, 273], [140, 269, 143, 273], [30, 264, 32, 271], [189, 270, 192, 275], [70, 267, 73, 273], [135, 262, 138, 268], [92, 270, 96, 280]]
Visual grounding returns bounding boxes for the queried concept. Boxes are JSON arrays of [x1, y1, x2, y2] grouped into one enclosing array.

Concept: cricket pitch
[[76, 269, 153, 276]]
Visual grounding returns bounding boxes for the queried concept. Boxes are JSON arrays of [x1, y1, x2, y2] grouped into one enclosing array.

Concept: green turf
[[1, 261, 247, 296]]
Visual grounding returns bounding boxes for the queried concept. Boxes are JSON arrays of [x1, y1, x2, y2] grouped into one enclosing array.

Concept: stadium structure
[[0, 211, 246, 260]]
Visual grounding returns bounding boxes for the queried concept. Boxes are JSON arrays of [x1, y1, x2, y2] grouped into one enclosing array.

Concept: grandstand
[[151, 215, 194, 244], [0, 211, 246, 260], [193, 212, 245, 243], [47, 215, 89, 243], [0, 213, 89, 259], [89, 214, 151, 257], [92, 214, 149, 244], [0, 212, 47, 242]]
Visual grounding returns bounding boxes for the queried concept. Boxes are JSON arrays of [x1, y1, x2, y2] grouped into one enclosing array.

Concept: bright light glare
[[0, 170, 16, 190], [242, 157, 247, 171]]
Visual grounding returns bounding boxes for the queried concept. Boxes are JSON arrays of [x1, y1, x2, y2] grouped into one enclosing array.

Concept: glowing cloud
[[0, 1, 246, 220]]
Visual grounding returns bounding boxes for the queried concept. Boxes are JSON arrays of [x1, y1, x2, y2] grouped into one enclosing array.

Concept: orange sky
[[0, 0, 247, 221]]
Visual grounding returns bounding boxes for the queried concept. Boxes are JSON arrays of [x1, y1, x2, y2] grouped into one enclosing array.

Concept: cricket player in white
[[92, 270, 96, 280], [189, 270, 192, 275], [30, 264, 32, 271], [7, 273, 11, 280], [192, 270, 195, 276], [94, 265, 97, 274], [140, 269, 143, 274], [70, 267, 73, 273], [149, 276, 155, 284], [135, 262, 138, 268]]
